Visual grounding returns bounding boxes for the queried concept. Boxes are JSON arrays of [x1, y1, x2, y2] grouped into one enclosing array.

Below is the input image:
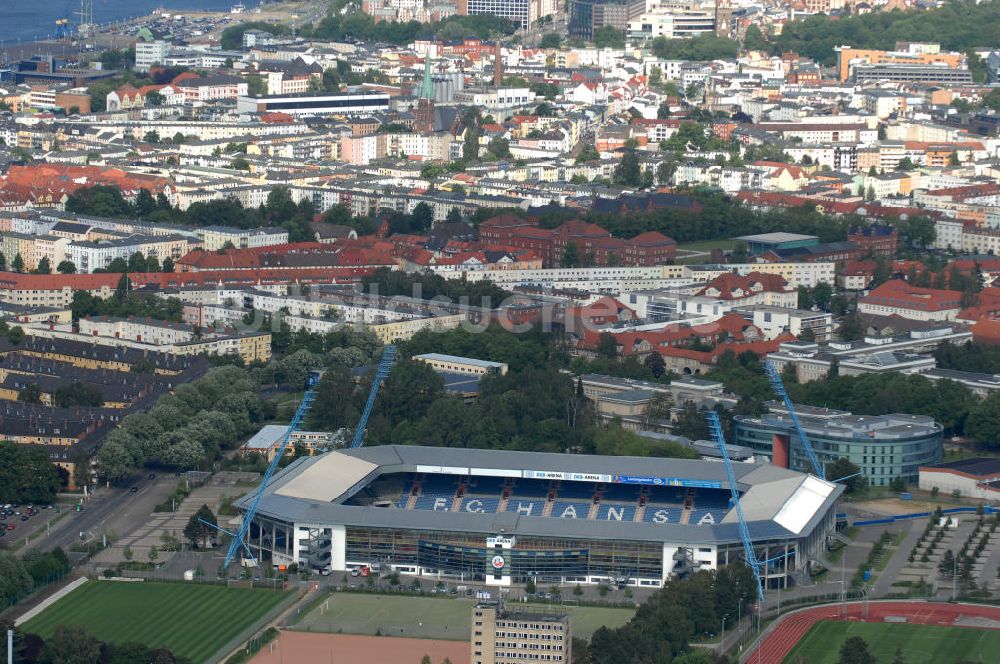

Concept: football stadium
[[237, 446, 842, 588]]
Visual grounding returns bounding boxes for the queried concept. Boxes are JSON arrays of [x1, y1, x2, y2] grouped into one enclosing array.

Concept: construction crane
[[55, 1, 74, 39], [350, 344, 397, 448], [707, 411, 765, 604], [221, 344, 397, 568], [764, 361, 826, 479]]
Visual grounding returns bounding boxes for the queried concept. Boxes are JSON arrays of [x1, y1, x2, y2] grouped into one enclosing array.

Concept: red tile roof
[[860, 279, 962, 312]]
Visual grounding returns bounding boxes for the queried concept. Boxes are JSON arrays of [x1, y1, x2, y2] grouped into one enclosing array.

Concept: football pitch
[[784, 620, 1000, 664], [22, 581, 291, 663], [293, 592, 635, 641]]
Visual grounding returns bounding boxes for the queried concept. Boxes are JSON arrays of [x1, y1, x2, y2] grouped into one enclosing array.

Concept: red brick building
[[478, 215, 676, 267], [848, 224, 898, 257]]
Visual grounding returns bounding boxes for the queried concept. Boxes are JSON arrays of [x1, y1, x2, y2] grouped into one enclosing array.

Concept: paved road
[[873, 521, 919, 596], [23, 477, 176, 555]]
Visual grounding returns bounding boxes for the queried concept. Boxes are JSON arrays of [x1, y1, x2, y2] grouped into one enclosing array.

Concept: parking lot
[[0, 502, 70, 547]]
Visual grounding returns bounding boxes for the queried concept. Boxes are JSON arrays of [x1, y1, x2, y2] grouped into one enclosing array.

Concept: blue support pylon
[[223, 378, 319, 568], [223, 345, 397, 569], [707, 411, 765, 604], [764, 361, 826, 479], [350, 345, 397, 448]]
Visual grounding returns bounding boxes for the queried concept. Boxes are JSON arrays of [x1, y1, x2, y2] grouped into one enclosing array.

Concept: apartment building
[[472, 604, 570, 664], [858, 280, 963, 322], [176, 75, 249, 103], [135, 40, 170, 72], [198, 226, 289, 252], [68, 234, 191, 273]]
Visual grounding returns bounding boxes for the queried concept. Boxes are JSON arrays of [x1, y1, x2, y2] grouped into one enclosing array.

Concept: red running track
[[745, 601, 1000, 664]]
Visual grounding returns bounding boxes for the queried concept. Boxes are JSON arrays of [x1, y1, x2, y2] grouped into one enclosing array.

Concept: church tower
[[414, 57, 436, 132]]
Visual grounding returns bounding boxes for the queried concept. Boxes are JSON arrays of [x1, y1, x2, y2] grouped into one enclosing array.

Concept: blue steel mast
[[764, 361, 826, 479], [707, 411, 765, 603], [350, 344, 397, 448], [224, 344, 397, 568]]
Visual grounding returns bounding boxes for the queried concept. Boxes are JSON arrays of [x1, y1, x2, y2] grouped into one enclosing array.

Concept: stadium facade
[[237, 445, 841, 588]]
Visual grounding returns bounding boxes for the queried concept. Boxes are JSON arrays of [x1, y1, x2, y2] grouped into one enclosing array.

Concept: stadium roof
[[244, 445, 841, 546]]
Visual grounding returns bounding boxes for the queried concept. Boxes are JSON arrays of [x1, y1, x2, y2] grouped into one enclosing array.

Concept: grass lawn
[[783, 620, 1000, 664], [293, 593, 634, 641], [22, 581, 290, 663]]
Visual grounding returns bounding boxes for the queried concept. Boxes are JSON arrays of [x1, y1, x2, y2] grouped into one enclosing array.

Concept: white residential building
[[135, 40, 170, 72], [198, 226, 289, 251]]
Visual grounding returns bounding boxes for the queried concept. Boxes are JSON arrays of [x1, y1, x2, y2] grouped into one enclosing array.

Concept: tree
[[743, 24, 768, 51], [673, 402, 710, 440], [162, 257, 175, 273], [838, 312, 863, 341], [487, 136, 511, 160], [123, 544, 133, 562], [540, 33, 561, 49], [411, 202, 434, 232], [829, 294, 849, 316], [57, 260, 76, 274], [0, 253, 6, 271], [644, 352, 666, 378], [826, 458, 865, 493], [967, 393, 1000, 450], [39, 625, 102, 664], [939, 549, 955, 578], [563, 241, 580, 268], [19, 383, 42, 404], [148, 545, 159, 563], [651, 33, 738, 60], [231, 157, 250, 171], [66, 185, 134, 218], [33, 257, 51, 274], [642, 393, 674, 428], [145, 90, 165, 107], [593, 25, 625, 49], [893, 646, 906, 664], [184, 504, 218, 549], [143, 130, 161, 144], [798, 285, 814, 310], [54, 382, 104, 408], [596, 332, 618, 359], [463, 125, 480, 162], [657, 159, 677, 185], [839, 636, 876, 664], [895, 157, 916, 171], [0, 551, 32, 605], [11, 253, 24, 273], [614, 142, 642, 187], [812, 282, 833, 311]]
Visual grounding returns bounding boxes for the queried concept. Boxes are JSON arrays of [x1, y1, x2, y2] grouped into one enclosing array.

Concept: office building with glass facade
[[237, 444, 841, 589], [733, 406, 943, 486]]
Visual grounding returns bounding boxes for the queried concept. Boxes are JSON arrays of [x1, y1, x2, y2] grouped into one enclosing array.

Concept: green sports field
[[22, 581, 291, 663], [293, 593, 634, 641], [784, 620, 1000, 664]]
